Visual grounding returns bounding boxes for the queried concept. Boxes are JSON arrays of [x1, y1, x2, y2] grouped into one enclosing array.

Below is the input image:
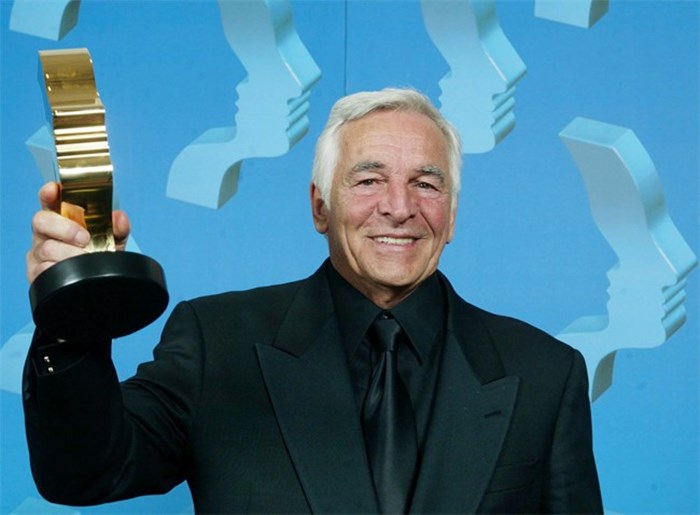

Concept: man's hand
[[27, 182, 131, 284]]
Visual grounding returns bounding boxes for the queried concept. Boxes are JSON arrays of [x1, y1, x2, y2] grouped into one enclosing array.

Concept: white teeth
[[375, 236, 413, 245]]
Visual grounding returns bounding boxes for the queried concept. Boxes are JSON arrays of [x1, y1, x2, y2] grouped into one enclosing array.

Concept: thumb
[[38, 181, 61, 212], [112, 210, 131, 251]]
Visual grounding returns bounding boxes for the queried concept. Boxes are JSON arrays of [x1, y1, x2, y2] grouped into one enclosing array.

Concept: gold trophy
[[29, 48, 168, 340]]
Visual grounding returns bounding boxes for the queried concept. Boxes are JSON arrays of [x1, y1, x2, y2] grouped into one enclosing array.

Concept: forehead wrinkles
[[336, 112, 449, 179]]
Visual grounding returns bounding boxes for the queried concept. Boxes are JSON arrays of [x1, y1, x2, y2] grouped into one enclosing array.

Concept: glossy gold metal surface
[[39, 48, 115, 252]]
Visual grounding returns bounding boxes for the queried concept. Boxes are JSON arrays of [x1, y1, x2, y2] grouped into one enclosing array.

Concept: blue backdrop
[[1, 1, 698, 513]]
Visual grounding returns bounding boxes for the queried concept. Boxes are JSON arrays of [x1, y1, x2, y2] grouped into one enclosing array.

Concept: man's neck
[[328, 261, 421, 309]]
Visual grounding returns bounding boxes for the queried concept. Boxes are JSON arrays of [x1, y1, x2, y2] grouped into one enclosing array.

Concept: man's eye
[[416, 181, 438, 190], [358, 179, 377, 186]]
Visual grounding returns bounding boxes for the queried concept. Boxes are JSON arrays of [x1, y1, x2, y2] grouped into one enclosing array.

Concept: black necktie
[[362, 313, 418, 514]]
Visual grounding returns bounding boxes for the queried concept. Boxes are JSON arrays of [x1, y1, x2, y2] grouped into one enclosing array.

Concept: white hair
[[312, 88, 462, 210]]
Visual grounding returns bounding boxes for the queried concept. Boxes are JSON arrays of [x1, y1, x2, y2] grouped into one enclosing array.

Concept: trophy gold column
[[30, 48, 168, 341]]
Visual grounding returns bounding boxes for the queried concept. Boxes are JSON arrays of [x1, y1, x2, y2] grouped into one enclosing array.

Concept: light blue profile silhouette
[[557, 117, 697, 401], [9, 0, 79, 40], [167, 0, 321, 209], [535, 0, 609, 29], [420, 0, 526, 154]]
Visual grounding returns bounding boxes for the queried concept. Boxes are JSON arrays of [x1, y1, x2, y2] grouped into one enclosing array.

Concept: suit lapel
[[255, 267, 378, 514], [411, 279, 520, 513], [255, 268, 519, 514]]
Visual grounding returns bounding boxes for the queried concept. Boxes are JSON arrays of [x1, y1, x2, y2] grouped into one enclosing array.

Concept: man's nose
[[378, 182, 417, 222]]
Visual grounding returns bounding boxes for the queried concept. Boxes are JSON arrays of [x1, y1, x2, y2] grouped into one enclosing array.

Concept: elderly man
[[24, 88, 603, 514]]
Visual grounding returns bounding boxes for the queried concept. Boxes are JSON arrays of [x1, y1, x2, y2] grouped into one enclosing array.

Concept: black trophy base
[[29, 251, 168, 341]]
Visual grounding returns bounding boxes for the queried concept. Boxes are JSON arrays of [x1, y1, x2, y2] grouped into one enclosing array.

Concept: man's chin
[[365, 270, 422, 295]]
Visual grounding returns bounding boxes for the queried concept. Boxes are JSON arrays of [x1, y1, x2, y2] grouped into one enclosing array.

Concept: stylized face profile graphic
[[9, 0, 79, 40], [167, 0, 321, 209], [558, 117, 697, 401], [221, 0, 321, 151], [421, 0, 526, 154], [600, 186, 695, 342]]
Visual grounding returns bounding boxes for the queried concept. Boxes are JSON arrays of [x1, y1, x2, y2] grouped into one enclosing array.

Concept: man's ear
[[310, 183, 329, 234]]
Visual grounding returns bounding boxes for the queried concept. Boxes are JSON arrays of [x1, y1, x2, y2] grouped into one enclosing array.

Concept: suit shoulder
[[175, 278, 307, 338], [188, 278, 305, 311], [460, 301, 589, 404], [455, 295, 579, 367]]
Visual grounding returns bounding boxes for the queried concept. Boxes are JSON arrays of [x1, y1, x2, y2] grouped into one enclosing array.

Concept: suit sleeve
[[23, 301, 204, 505], [541, 349, 604, 513]]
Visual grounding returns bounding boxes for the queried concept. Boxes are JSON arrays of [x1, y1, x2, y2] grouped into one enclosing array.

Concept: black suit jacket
[[24, 263, 602, 513]]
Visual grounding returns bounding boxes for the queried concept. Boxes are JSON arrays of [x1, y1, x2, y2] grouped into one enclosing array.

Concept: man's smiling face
[[312, 109, 457, 308]]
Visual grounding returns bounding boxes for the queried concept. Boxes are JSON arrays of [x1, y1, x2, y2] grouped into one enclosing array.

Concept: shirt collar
[[326, 261, 445, 365]]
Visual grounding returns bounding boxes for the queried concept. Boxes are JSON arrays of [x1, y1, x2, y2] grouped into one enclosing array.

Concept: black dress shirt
[[326, 263, 446, 452]]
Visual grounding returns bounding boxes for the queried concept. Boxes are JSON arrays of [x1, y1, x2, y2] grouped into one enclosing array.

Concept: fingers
[[28, 209, 91, 284], [32, 209, 90, 247], [28, 182, 90, 284], [28, 182, 134, 283]]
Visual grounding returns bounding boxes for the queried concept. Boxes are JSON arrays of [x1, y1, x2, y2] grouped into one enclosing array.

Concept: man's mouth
[[373, 236, 416, 245]]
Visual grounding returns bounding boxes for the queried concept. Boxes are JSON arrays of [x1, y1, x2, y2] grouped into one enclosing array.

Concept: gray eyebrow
[[351, 161, 385, 173], [418, 165, 447, 186]]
